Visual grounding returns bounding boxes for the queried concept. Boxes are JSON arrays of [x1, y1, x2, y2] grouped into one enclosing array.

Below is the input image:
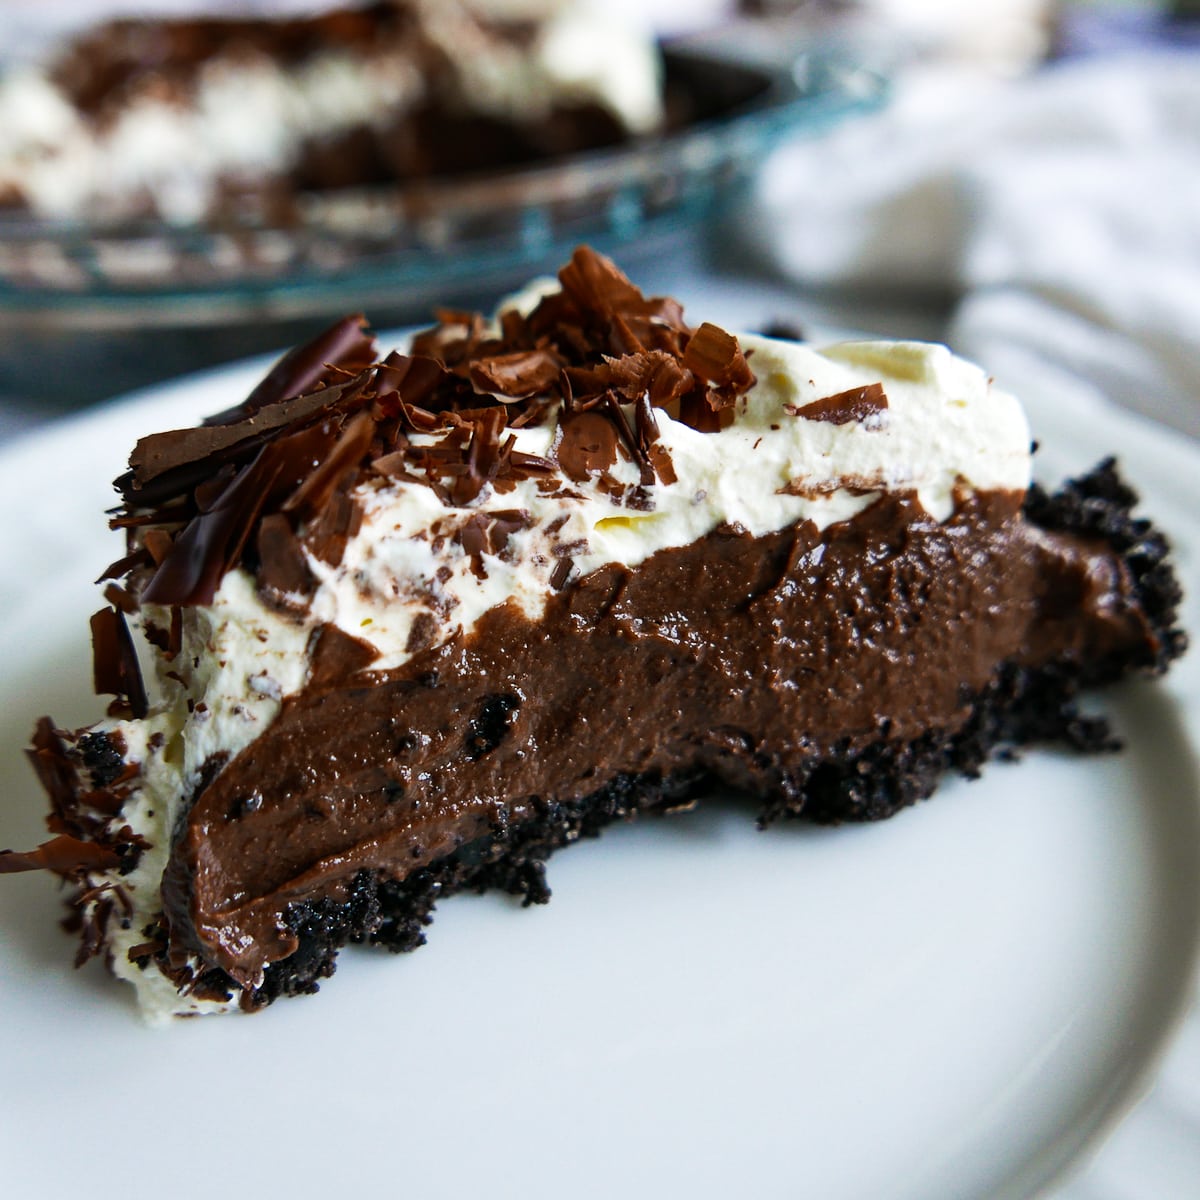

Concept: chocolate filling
[[158, 487, 1160, 992]]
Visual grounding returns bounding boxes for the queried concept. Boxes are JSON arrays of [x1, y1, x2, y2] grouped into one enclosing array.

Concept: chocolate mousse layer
[[159, 482, 1165, 998]]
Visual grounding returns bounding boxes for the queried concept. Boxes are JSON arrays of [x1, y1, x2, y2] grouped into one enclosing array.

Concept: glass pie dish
[[0, 41, 885, 328]]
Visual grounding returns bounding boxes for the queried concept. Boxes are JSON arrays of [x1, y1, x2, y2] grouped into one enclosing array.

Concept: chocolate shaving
[[168, 604, 183, 657], [405, 612, 438, 655], [457, 509, 533, 578], [778, 475, 886, 499], [102, 581, 138, 614], [0, 834, 121, 876], [379, 352, 465, 414], [508, 450, 556, 475], [123, 376, 366, 501], [604, 392, 654, 486], [558, 245, 648, 321], [302, 489, 363, 567], [90, 606, 148, 719], [256, 512, 316, 605], [469, 348, 562, 398], [206, 314, 375, 426], [682, 323, 756, 399], [308, 624, 379, 689], [792, 383, 889, 427], [78, 784, 128, 818], [452, 408, 507, 506], [648, 443, 678, 486], [98, 546, 151, 583], [369, 450, 413, 480], [635, 391, 660, 448], [282, 409, 374, 519], [555, 410, 620, 482], [679, 390, 722, 434], [550, 557, 575, 590], [142, 528, 173, 565], [26, 719, 87, 838]]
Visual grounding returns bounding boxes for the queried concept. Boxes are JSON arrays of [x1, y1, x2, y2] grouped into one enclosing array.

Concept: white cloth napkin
[[741, 52, 1200, 438]]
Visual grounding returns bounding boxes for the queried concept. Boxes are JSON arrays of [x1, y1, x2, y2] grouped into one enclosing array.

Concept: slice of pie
[[0, 247, 1185, 1018], [0, 1, 662, 221]]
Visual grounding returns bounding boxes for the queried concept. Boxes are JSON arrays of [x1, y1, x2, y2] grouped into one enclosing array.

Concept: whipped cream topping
[[82, 332, 1029, 1020]]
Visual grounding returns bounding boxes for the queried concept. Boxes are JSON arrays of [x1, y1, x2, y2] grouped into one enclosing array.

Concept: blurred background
[[0, 0, 1196, 441]]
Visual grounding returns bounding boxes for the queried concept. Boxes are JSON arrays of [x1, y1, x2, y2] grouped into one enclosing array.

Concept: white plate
[[0, 350, 1197, 1200]]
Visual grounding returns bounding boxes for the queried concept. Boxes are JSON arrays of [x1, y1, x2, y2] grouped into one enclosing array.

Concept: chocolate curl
[[606, 311, 647, 357], [140, 452, 284, 607], [791, 383, 889, 427], [256, 513, 316, 603], [302, 488, 363, 567], [602, 392, 655, 486], [91, 606, 148, 718], [205, 314, 376, 426], [307, 624, 380, 689], [410, 310, 493, 371], [681, 323, 756, 407], [506, 450, 556, 477], [26, 718, 83, 835], [555, 410, 620, 482], [450, 407, 509, 506], [458, 509, 533, 578], [0, 835, 120, 877], [648, 443, 677, 485], [678, 391, 722, 434], [141, 418, 345, 606], [142, 527, 173, 565], [541, 247, 690, 360], [375, 391, 443, 435], [469, 348, 562, 398], [123, 373, 369, 501], [549, 557, 575, 590], [646, 353, 692, 412], [383, 353, 451, 407], [282, 410, 375, 520], [97, 546, 152, 584], [557, 244, 648, 317]]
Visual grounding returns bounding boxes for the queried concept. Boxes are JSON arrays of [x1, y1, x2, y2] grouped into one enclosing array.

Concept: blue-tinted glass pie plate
[[0, 42, 885, 327]]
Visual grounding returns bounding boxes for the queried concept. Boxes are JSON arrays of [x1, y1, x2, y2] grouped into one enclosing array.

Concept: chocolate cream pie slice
[[0, 247, 1185, 1019]]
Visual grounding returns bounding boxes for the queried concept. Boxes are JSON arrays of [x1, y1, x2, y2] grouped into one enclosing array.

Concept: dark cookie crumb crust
[[144, 458, 1184, 1012]]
